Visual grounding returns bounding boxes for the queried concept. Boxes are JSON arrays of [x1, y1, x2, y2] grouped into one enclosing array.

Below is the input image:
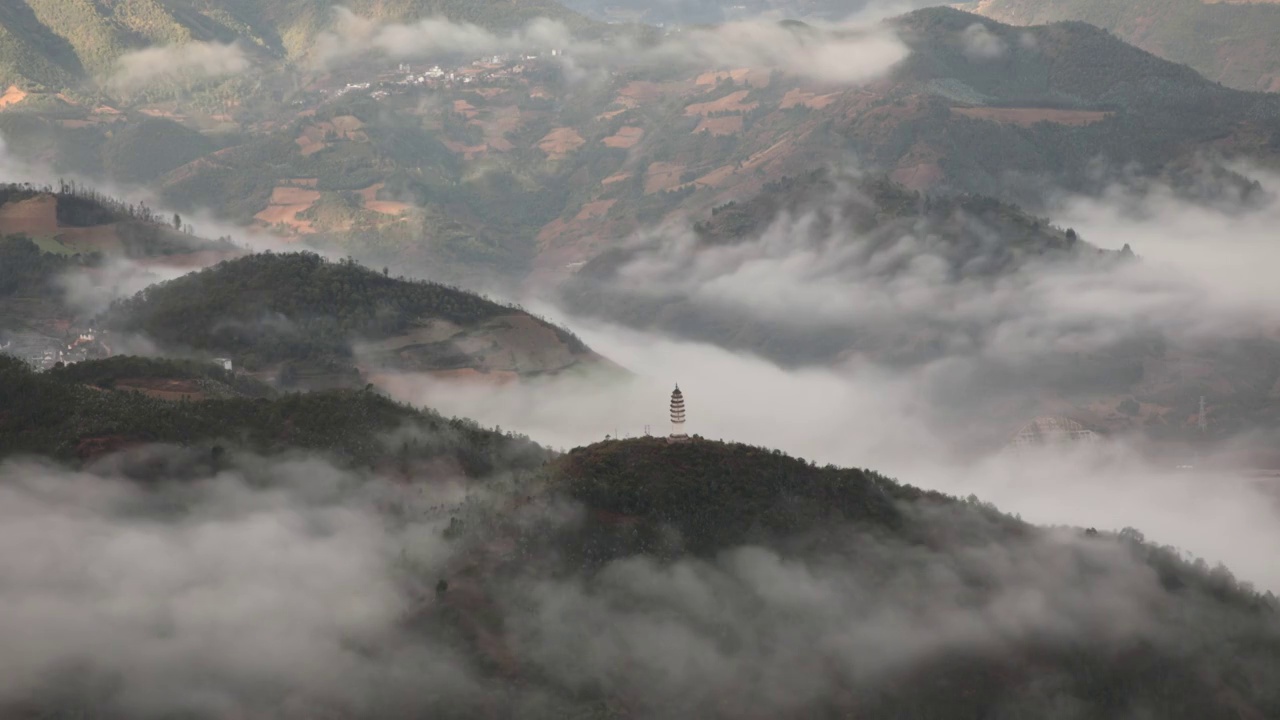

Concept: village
[[314, 49, 568, 105], [1, 327, 113, 371]]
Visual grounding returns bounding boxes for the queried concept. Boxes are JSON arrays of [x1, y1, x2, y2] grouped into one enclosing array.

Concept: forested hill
[[892, 7, 1280, 119], [561, 170, 1125, 366], [426, 435, 1280, 718], [0, 353, 548, 474], [969, 0, 1280, 92], [0, 183, 241, 260], [104, 251, 603, 380]]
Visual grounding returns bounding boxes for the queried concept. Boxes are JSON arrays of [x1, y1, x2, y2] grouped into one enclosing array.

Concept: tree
[[173, 213, 182, 230]]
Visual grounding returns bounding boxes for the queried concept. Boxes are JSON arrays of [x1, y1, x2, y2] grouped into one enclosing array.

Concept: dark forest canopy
[[0, 353, 547, 475], [105, 251, 588, 369]]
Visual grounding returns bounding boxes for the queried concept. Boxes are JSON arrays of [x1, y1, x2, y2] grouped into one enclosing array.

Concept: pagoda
[[668, 384, 688, 442]]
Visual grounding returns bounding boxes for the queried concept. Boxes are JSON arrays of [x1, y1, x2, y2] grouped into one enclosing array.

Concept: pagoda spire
[[669, 384, 688, 442]]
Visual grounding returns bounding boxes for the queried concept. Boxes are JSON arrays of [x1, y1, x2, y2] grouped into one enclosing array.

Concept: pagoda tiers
[[669, 384, 688, 442]]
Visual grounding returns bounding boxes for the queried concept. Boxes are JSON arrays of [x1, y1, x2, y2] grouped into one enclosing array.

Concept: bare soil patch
[[254, 186, 320, 232], [0, 86, 29, 109], [0, 195, 58, 235], [952, 106, 1113, 127], [575, 199, 617, 221], [644, 162, 686, 194], [453, 100, 479, 119], [602, 172, 631, 186], [685, 90, 757, 116], [695, 115, 743, 136], [537, 127, 585, 159], [781, 89, 840, 110], [602, 126, 644, 148]]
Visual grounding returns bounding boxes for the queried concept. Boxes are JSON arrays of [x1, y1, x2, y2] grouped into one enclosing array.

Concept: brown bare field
[[781, 89, 841, 110], [442, 139, 487, 159], [453, 99, 479, 118], [685, 90, 757, 116], [267, 187, 321, 206], [58, 224, 124, 253], [575, 199, 617, 221], [644, 162, 686, 194], [618, 81, 664, 105], [695, 115, 743, 136], [597, 108, 629, 121], [952, 106, 1113, 127], [116, 379, 207, 402], [602, 126, 644, 148], [602, 172, 631, 187], [0, 86, 28, 109], [359, 184, 413, 216], [254, 187, 320, 232], [891, 162, 944, 191], [330, 115, 365, 132], [695, 68, 772, 88], [357, 183, 384, 203], [0, 195, 58, 235], [295, 132, 328, 156], [538, 127, 585, 159]]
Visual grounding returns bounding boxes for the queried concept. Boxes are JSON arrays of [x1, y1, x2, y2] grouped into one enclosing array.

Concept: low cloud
[[0, 451, 480, 717], [961, 22, 1008, 60], [311, 9, 909, 85], [108, 42, 251, 93]]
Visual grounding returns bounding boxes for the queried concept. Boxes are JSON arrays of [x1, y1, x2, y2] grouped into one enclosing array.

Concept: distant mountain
[[0, 0, 589, 91], [104, 251, 611, 388], [562, 169, 1127, 366], [560, 169, 1280, 448], [967, 0, 1280, 92]]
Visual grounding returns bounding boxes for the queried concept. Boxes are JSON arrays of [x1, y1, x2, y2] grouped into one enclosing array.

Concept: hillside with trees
[[104, 251, 603, 382], [969, 0, 1280, 92], [419, 436, 1280, 719], [0, 0, 589, 91], [0, 353, 548, 474]]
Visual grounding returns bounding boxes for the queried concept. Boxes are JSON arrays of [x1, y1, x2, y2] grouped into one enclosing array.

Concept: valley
[[3, 2, 1280, 718]]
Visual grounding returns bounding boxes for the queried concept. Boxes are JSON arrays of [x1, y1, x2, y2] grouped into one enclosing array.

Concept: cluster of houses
[[321, 51, 563, 102], [1, 328, 112, 371]]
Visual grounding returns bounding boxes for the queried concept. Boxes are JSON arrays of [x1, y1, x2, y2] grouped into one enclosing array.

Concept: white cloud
[[108, 42, 251, 93], [961, 22, 1008, 60]]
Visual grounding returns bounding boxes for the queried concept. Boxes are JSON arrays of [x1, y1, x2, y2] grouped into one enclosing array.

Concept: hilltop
[[103, 251, 609, 388], [969, 0, 1280, 92], [562, 169, 1125, 366], [425, 435, 1280, 718]]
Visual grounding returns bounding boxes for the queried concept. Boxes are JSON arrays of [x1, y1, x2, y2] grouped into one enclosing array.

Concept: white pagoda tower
[[668, 384, 688, 442]]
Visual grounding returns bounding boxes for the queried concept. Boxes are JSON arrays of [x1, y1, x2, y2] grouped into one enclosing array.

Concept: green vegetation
[[106, 251, 587, 369], [47, 355, 274, 398], [0, 0, 590, 91], [971, 0, 1280, 92], [0, 235, 91, 298], [524, 436, 1280, 718], [0, 353, 548, 474]]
